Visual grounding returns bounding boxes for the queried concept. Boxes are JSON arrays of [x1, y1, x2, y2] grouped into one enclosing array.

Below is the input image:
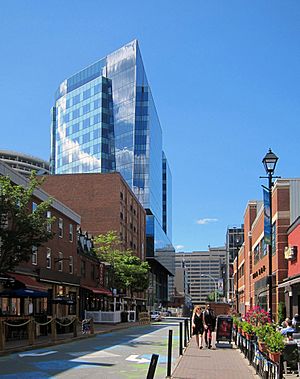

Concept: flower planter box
[[258, 341, 267, 353], [268, 351, 281, 363], [245, 333, 254, 340]]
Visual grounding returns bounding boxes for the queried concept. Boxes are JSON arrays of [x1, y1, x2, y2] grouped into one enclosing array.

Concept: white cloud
[[175, 245, 184, 251], [196, 218, 218, 225]]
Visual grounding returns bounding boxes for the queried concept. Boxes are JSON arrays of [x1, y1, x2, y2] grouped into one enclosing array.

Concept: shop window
[[32, 246, 38, 265], [46, 248, 51, 269]]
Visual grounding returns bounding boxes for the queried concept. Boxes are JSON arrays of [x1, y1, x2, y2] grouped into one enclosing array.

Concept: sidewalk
[[172, 335, 257, 379]]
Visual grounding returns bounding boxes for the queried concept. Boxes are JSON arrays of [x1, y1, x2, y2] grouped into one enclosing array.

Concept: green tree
[[206, 291, 217, 302], [94, 231, 150, 296], [0, 172, 54, 273]]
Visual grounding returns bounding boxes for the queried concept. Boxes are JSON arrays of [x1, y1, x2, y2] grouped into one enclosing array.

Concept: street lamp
[[261, 148, 279, 321], [201, 274, 217, 303]]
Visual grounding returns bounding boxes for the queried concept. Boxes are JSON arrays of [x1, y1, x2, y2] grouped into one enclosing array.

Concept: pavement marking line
[[126, 354, 150, 364], [70, 351, 120, 360], [67, 351, 93, 357], [19, 350, 58, 357]]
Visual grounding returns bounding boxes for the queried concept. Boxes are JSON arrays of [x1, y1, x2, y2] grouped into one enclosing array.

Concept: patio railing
[[84, 310, 121, 323], [234, 328, 282, 379]]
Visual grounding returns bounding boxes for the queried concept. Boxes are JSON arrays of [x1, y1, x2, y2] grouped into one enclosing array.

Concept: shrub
[[242, 321, 254, 334], [265, 330, 285, 353]]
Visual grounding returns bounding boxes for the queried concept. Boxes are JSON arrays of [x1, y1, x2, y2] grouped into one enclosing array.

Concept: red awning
[[9, 273, 47, 292], [83, 286, 112, 296]]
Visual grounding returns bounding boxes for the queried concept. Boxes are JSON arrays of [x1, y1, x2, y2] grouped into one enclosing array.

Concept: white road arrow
[[19, 350, 57, 357], [126, 354, 150, 364]]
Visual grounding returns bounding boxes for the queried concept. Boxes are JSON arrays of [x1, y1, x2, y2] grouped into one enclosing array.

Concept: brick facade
[[235, 179, 290, 319], [41, 172, 146, 261]]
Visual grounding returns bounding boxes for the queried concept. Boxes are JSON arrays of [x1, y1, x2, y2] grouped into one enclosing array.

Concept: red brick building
[[41, 172, 146, 261], [0, 162, 81, 318], [235, 179, 292, 319], [41, 172, 147, 311], [278, 180, 300, 318]]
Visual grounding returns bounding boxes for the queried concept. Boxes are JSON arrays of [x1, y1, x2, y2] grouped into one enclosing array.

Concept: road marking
[[68, 351, 93, 357], [126, 354, 150, 364], [19, 350, 57, 357], [71, 351, 120, 360]]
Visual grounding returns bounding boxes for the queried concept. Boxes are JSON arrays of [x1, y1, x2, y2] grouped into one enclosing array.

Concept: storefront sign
[[253, 265, 266, 279]]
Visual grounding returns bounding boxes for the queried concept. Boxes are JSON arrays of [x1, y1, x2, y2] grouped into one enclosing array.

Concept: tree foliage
[[0, 172, 54, 273], [94, 231, 150, 295]]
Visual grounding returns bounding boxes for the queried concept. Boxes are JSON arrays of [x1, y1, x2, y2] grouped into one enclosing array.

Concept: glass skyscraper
[[51, 40, 174, 305]]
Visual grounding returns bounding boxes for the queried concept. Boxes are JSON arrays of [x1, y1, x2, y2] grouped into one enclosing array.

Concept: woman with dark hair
[[203, 304, 216, 349], [192, 305, 204, 349]]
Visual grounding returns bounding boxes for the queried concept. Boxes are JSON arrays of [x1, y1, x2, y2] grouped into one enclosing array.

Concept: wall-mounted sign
[[252, 265, 266, 279], [284, 246, 297, 260]]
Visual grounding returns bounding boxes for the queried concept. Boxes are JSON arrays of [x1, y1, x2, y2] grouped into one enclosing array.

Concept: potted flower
[[255, 324, 269, 352], [265, 330, 285, 363], [243, 322, 254, 340]]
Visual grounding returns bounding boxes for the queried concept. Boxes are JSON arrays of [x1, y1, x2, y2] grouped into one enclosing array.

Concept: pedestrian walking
[[203, 304, 216, 349], [192, 305, 204, 349]]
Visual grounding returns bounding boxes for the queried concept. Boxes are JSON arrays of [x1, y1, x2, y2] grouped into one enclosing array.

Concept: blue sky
[[1, 1, 300, 252]]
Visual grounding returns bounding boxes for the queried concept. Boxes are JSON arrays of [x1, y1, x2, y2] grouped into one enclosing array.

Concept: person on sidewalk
[[192, 305, 204, 349], [203, 304, 216, 349]]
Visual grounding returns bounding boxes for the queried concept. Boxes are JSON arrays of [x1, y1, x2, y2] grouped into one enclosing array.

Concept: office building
[[225, 225, 244, 302], [50, 40, 174, 306], [175, 247, 226, 305], [0, 150, 50, 177]]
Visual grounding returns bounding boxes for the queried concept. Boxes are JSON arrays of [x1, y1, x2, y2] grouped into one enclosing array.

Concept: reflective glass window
[[83, 133, 90, 143], [94, 99, 100, 109], [93, 114, 100, 124], [93, 129, 100, 139], [73, 94, 80, 105], [83, 88, 91, 100], [72, 109, 80, 119], [83, 118, 90, 129], [73, 123, 79, 133], [83, 104, 90, 114]]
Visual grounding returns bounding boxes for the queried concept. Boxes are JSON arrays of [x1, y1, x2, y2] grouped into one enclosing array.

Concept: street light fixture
[[261, 148, 279, 321], [201, 274, 217, 303]]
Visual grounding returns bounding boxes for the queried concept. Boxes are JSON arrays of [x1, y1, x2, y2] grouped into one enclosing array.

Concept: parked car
[[150, 311, 162, 322]]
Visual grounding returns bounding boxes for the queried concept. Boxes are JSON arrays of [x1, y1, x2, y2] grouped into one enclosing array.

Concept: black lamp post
[[261, 148, 279, 321]]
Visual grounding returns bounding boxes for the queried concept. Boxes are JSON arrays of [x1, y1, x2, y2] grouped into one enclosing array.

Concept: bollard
[[184, 319, 187, 347], [167, 329, 173, 377], [51, 317, 57, 342], [185, 318, 189, 341], [90, 318, 94, 334], [0, 320, 4, 351], [28, 317, 35, 345], [146, 354, 159, 379], [73, 318, 77, 338], [179, 322, 183, 355]]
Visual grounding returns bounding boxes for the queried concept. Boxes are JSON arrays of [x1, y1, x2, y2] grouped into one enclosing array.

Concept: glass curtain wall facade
[[51, 40, 174, 303]]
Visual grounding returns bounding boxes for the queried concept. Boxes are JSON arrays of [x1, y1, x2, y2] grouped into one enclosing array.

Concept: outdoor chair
[[282, 343, 300, 376]]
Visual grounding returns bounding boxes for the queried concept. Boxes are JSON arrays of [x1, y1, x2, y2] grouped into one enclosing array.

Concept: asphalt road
[[0, 320, 180, 379]]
